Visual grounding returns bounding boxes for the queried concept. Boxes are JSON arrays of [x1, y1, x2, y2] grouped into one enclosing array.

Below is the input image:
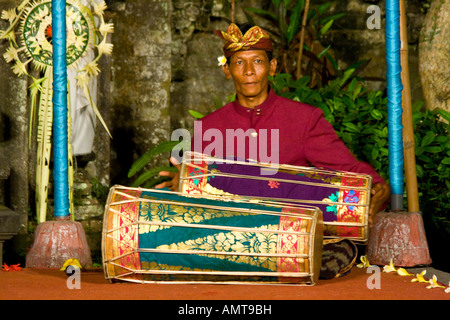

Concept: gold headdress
[[214, 23, 273, 57]]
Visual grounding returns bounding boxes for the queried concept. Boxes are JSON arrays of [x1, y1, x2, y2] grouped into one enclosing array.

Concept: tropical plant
[[243, 0, 348, 86], [269, 72, 450, 237]]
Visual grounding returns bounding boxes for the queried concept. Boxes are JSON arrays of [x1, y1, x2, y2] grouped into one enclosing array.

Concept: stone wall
[[109, 0, 172, 185], [0, 0, 30, 230]]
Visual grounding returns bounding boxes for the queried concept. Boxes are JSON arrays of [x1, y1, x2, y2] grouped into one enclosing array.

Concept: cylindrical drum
[[180, 152, 372, 243], [102, 186, 323, 285]]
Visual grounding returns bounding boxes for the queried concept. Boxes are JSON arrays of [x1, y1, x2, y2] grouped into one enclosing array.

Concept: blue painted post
[[52, 0, 70, 219], [385, 0, 404, 211]]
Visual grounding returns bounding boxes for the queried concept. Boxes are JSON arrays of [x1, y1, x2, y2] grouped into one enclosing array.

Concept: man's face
[[222, 50, 277, 108]]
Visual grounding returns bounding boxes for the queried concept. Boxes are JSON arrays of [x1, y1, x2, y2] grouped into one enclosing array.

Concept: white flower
[[397, 267, 414, 276], [411, 270, 428, 283], [426, 274, 445, 289], [217, 55, 226, 66], [383, 258, 397, 273]]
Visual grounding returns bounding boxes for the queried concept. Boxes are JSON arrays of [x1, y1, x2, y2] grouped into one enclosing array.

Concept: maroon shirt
[[192, 88, 385, 185]]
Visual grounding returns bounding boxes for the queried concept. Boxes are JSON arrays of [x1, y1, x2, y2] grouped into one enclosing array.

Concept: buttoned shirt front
[[192, 88, 385, 185]]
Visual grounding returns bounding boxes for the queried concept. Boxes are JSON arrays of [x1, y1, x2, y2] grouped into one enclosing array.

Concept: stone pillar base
[[366, 211, 432, 267], [26, 220, 92, 269]]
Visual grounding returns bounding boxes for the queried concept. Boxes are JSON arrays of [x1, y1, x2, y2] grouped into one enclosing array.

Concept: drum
[[102, 186, 323, 285], [179, 152, 372, 243]]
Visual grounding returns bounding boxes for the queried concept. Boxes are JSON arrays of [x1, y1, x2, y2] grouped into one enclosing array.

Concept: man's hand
[[154, 157, 181, 191], [369, 182, 391, 226]]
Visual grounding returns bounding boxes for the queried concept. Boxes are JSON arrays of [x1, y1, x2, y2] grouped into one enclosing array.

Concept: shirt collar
[[233, 87, 277, 118]]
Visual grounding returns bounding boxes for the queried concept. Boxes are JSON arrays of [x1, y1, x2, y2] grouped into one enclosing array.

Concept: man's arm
[[304, 108, 391, 223]]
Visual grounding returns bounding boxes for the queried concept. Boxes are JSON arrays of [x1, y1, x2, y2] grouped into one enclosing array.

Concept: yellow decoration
[[426, 274, 445, 289], [356, 255, 371, 268], [60, 258, 83, 271], [411, 270, 428, 283], [382, 258, 397, 273], [396, 267, 413, 276], [220, 23, 270, 52]]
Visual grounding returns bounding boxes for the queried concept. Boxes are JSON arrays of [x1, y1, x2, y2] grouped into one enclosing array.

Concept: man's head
[[215, 23, 277, 108]]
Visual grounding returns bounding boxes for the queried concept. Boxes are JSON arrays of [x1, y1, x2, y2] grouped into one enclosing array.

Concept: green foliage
[[127, 139, 189, 188], [244, 1, 350, 86], [270, 72, 450, 236]]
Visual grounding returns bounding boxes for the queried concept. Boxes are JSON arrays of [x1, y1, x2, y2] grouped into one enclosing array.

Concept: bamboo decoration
[[0, 0, 114, 223], [399, 0, 420, 213]]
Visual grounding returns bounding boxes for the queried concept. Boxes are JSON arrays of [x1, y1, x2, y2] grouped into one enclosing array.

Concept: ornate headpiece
[[214, 23, 273, 58]]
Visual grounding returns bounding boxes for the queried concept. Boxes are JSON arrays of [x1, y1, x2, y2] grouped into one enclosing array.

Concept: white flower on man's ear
[[217, 55, 226, 66]]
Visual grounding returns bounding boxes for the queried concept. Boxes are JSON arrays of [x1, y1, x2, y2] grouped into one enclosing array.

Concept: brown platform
[[1, 266, 448, 300]]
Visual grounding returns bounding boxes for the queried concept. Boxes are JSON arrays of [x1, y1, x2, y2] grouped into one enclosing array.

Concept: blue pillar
[[52, 0, 70, 219], [385, 0, 404, 211]]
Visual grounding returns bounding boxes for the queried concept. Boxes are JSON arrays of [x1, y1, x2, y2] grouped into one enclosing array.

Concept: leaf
[[421, 131, 436, 147], [416, 164, 424, 178], [130, 165, 177, 187], [286, 0, 304, 44], [319, 19, 334, 36], [80, 81, 112, 138], [371, 145, 379, 160], [317, 2, 334, 16], [317, 44, 331, 58], [128, 140, 184, 177], [322, 66, 356, 94], [212, 94, 223, 110], [370, 109, 384, 120], [437, 108, 450, 122], [319, 12, 346, 25], [244, 7, 278, 24], [277, 1, 288, 44], [343, 122, 361, 133], [424, 146, 443, 153], [189, 110, 205, 119], [292, 76, 311, 88]]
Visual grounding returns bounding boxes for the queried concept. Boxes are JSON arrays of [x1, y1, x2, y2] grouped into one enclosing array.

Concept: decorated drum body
[[180, 152, 372, 243], [102, 186, 323, 285]]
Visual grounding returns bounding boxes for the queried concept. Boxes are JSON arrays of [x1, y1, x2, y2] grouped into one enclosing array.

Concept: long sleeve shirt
[[192, 88, 385, 186]]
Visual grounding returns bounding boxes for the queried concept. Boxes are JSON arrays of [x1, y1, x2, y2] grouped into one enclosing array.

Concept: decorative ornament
[[0, 0, 114, 223], [220, 23, 270, 52], [217, 55, 226, 66]]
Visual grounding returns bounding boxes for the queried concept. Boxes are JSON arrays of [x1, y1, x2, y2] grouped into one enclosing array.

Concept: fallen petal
[[397, 268, 413, 276]]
